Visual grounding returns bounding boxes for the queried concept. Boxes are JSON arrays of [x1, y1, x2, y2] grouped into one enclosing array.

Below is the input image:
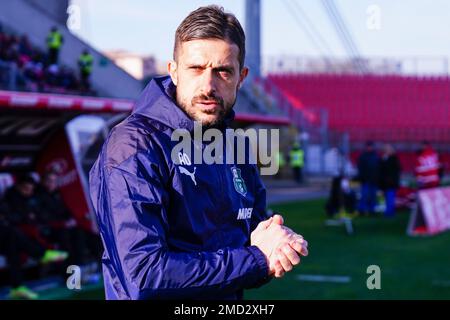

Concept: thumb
[[272, 214, 284, 225], [256, 216, 273, 230]]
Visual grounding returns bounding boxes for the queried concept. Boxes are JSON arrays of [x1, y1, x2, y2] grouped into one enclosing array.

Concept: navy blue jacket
[[357, 150, 380, 185], [89, 76, 271, 300]]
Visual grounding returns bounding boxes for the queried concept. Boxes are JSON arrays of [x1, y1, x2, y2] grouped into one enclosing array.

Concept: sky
[[69, 0, 450, 72]]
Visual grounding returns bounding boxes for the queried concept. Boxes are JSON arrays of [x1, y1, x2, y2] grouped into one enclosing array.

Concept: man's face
[[168, 39, 248, 127], [43, 174, 58, 193], [18, 182, 34, 198]]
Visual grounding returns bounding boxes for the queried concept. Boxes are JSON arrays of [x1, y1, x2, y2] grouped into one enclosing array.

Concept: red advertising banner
[[408, 186, 450, 236], [35, 128, 96, 233]]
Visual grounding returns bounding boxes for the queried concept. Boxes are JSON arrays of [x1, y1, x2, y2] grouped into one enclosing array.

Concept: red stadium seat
[[268, 73, 450, 145]]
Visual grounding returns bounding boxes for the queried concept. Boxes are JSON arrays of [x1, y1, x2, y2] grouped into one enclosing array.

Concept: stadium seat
[[268, 73, 450, 172]]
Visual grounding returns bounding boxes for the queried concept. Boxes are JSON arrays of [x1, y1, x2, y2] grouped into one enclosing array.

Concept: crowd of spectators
[[0, 171, 102, 299], [0, 22, 94, 95]]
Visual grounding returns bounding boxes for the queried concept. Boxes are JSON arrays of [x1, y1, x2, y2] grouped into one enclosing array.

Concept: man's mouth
[[195, 101, 220, 112]]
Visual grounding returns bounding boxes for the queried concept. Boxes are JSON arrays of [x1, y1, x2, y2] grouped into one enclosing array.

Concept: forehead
[[178, 39, 240, 67]]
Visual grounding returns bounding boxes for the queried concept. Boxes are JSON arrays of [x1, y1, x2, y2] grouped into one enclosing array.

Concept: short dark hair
[[173, 5, 246, 69]]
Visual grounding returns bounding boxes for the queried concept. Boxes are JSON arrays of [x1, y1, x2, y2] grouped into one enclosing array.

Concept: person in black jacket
[[357, 141, 380, 216], [35, 171, 103, 265], [1, 174, 55, 248], [34, 171, 89, 265], [0, 199, 68, 299], [379, 144, 401, 217], [2, 174, 40, 226]]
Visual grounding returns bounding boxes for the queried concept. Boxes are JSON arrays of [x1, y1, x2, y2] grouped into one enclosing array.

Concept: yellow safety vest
[[47, 31, 62, 49], [290, 149, 304, 168], [79, 54, 94, 74]]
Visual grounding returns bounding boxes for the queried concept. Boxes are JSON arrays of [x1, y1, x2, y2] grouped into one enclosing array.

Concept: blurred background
[[0, 0, 449, 300]]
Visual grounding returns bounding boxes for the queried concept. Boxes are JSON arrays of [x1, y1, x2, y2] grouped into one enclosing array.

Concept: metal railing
[[263, 55, 450, 76]]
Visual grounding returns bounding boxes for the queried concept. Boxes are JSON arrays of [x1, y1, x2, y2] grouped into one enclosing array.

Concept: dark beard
[[176, 92, 237, 129], [202, 108, 234, 130]]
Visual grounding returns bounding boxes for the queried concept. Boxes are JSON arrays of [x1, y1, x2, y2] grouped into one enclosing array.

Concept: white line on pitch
[[295, 274, 352, 283]]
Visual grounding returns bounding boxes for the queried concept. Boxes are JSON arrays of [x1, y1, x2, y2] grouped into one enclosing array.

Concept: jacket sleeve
[[90, 151, 270, 300]]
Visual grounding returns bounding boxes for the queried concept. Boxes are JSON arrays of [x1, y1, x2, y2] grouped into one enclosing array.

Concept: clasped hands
[[251, 214, 308, 278]]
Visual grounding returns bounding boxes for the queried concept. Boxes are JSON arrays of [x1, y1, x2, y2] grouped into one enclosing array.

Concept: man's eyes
[[187, 66, 233, 77], [218, 69, 232, 75], [217, 69, 233, 78]]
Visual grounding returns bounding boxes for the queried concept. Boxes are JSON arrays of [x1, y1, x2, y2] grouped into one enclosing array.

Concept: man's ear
[[238, 67, 249, 89], [168, 60, 178, 86]]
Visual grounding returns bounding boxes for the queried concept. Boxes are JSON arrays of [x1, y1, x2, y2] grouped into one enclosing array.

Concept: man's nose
[[199, 69, 217, 96]]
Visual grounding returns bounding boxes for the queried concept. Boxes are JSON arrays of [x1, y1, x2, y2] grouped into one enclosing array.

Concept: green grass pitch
[[51, 198, 450, 300], [245, 199, 450, 300]]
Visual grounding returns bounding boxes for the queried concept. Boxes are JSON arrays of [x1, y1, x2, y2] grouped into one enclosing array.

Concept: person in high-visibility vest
[[78, 49, 94, 90], [290, 142, 304, 184], [47, 26, 63, 65]]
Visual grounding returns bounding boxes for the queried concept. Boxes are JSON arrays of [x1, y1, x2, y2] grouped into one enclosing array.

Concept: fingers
[[259, 221, 309, 279], [276, 244, 300, 272], [256, 216, 273, 231], [273, 243, 302, 276], [266, 224, 308, 257], [269, 248, 289, 277], [268, 237, 309, 279], [272, 214, 284, 225], [276, 248, 293, 272], [280, 243, 301, 266], [273, 259, 285, 278], [280, 227, 308, 257], [301, 239, 309, 256], [290, 237, 309, 257]]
